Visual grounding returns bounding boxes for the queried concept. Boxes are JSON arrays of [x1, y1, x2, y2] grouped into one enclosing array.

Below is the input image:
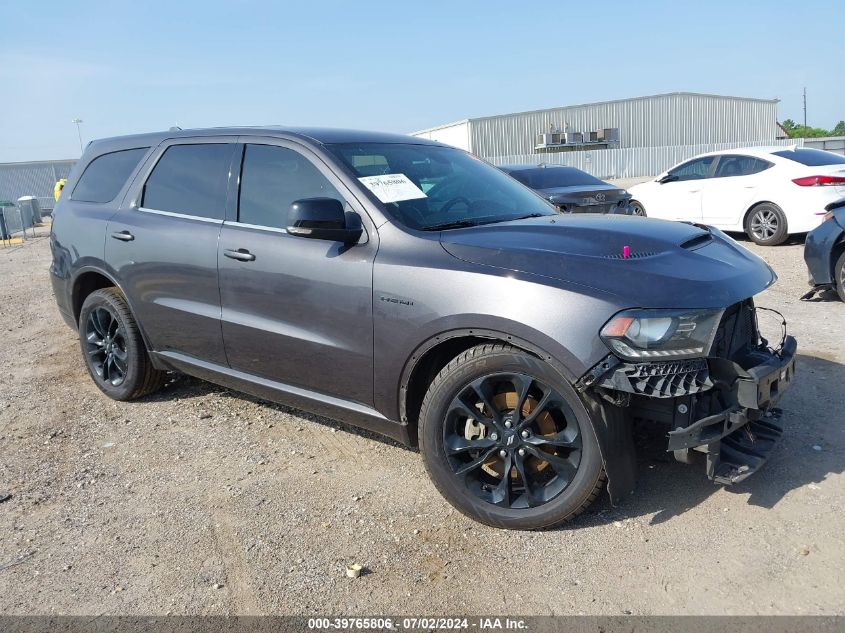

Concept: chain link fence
[[1, 204, 39, 246]]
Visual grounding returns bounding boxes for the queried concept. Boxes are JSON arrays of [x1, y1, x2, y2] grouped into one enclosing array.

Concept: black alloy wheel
[[442, 373, 582, 509], [85, 306, 129, 387], [419, 343, 605, 530], [78, 288, 166, 400]]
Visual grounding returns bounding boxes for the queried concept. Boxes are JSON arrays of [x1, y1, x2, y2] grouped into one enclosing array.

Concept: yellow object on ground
[[54, 178, 67, 201]]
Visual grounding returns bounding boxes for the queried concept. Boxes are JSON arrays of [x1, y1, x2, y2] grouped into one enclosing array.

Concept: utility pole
[[803, 88, 807, 128], [72, 118, 84, 153]]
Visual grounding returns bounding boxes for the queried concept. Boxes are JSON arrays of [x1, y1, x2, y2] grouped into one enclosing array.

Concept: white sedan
[[628, 147, 845, 245]]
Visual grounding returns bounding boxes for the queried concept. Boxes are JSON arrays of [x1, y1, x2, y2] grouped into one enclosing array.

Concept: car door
[[217, 140, 377, 405], [646, 156, 716, 221], [701, 155, 772, 228], [105, 138, 238, 366]]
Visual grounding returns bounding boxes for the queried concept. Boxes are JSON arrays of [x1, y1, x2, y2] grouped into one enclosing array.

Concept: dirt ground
[[0, 224, 843, 616]]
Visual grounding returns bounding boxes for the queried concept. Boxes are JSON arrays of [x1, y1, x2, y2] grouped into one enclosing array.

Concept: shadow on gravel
[[800, 287, 842, 303], [580, 352, 845, 528], [145, 373, 412, 450], [142, 353, 844, 529], [725, 231, 807, 247]]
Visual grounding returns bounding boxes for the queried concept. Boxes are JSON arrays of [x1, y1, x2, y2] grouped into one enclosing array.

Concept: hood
[[537, 184, 629, 205], [439, 215, 776, 309]]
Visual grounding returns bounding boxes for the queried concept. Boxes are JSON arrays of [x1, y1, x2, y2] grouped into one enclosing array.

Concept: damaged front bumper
[[580, 333, 796, 485]]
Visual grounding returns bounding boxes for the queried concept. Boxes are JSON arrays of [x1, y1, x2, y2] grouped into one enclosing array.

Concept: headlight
[[600, 308, 724, 361]]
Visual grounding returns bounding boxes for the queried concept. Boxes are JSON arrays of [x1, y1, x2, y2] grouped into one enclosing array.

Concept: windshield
[[507, 166, 606, 189], [327, 143, 555, 230]]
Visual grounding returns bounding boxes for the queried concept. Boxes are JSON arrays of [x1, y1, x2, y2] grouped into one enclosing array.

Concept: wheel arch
[[71, 268, 119, 324], [831, 236, 845, 282], [70, 266, 155, 354], [743, 200, 784, 230], [399, 328, 577, 441]]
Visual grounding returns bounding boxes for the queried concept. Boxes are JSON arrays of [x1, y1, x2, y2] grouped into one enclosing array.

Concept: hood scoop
[[680, 234, 713, 250]]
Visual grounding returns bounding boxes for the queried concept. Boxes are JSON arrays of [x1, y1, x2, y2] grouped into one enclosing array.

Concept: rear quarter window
[[71, 147, 149, 203], [772, 148, 845, 166]]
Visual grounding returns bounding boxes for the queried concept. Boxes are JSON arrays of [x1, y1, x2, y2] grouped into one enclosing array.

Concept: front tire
[[835, 250, 845, 302], [745, 203, 788, 246], [418, 343, 605, 530], [630, 200, 646, 217], [78, 288, 165, 401]]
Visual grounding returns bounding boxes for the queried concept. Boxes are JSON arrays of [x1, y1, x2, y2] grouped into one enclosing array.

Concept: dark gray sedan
[[499, 164, 634, 214]]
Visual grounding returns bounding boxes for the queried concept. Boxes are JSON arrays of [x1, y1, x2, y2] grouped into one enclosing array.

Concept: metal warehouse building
[[411, 92, 780, 159], [0, 159, 76, 211]]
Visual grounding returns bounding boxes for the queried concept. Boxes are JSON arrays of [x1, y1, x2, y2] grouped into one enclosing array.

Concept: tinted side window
[[772, 148, 845, 166], [714, 155, 772, 178], [669, 157, 715, 181], [238, 145, 342, 229], [142, 144, 232, 219], [751, 158, 773, 174], [72, 148, 149, 203]]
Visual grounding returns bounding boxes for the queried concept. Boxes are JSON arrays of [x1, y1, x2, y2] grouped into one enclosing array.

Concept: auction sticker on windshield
[[358, 174, 427, 204]]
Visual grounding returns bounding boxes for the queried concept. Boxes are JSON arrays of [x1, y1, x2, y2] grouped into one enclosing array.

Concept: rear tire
[[630, 200, 646, 217], [78, 288, 166, 401], [418, 343, 605, 530], [835, 250, 845, 303], [745, 203, 788, 246]]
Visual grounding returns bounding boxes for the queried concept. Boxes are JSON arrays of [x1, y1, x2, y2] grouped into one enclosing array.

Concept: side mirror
[[658, 174, 678, 184], [286, 198, 363, 244]]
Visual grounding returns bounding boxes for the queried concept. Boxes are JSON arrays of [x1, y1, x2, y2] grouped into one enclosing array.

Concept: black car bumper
[[667, 336, 795, 483], [583, 331, 796, 486], [666, 336, 796, 451], [50, 268, 76, 329]]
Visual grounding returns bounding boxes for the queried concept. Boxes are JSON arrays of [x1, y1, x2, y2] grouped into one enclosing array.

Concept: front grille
[[710, 299, 759, 361], [611, 358, 712, 397], [562, 203, 614, 214]]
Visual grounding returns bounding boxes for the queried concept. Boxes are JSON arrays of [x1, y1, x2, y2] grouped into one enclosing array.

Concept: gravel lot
[[0, 224, 843, 616]]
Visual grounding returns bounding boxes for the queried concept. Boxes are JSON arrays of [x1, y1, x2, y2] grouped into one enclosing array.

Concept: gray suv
[[50, 127, 796, 529]]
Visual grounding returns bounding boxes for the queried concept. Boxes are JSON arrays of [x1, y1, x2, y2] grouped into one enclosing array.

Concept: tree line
[[781, 119, 845, 138]]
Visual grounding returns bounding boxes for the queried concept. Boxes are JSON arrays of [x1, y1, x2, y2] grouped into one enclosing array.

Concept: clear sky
[[1, 0, 843, 162]]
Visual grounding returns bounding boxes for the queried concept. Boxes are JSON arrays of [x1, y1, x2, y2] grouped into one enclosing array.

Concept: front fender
[[804, 216, 845, 286]]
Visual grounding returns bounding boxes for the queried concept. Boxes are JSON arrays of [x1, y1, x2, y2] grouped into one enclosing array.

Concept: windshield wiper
[[424, 219, 484, 231], [425, 213, 549, 231], [509, 213, 547, 221]]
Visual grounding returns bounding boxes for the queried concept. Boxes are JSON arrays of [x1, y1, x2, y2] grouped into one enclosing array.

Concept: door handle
[[111, 231, 134, 242], [223, 248, 256, 262]]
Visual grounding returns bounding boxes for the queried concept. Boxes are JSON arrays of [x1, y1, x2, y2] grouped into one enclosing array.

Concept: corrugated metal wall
[[488, 138, 803, 180], [0, 160, 76, 210], [412, 93, 781, 158], [802, 136, 845, 156], [412, 121, 471, 150]]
